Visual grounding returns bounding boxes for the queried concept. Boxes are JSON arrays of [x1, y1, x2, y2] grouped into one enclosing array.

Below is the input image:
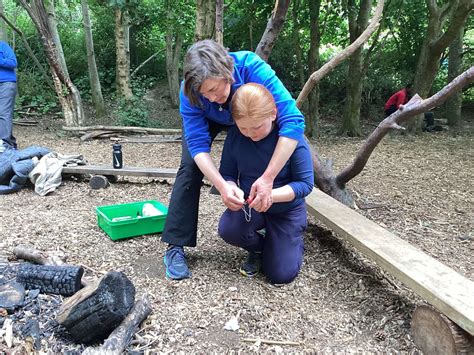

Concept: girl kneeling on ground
[[218, 83, 314, 284]]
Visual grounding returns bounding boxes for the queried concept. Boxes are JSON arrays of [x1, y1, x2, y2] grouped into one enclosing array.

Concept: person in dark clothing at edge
[[384, 83, 413, 117], [0, 40, 18, 150], [162, 40, 305, 280], [218, 83, 314, 284]]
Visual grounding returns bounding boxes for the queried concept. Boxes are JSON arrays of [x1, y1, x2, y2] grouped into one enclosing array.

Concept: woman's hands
[[219, 181, 245, 211]]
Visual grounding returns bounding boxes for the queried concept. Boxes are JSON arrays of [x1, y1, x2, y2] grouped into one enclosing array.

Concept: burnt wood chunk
[[83, 294, 152, 354], [0, 281, 25, 312], [57, 271, 135, 344], [89, 175, 109, 190], [16, 263, 83, 296]]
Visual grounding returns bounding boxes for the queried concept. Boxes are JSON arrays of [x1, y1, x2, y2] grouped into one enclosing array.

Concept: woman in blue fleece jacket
[[218, 83, 313, 284], [162, 40, 306, 280]]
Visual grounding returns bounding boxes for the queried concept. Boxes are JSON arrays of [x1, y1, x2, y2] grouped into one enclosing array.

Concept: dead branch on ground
[[315, 67, 474, 206]]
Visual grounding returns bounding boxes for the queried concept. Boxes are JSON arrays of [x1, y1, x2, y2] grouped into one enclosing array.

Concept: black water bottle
[[113, 143, 123, 169]]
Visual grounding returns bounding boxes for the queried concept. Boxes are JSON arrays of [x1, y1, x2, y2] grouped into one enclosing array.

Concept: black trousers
[[161, 120, 230, 247], [384, 104, 397, 117]]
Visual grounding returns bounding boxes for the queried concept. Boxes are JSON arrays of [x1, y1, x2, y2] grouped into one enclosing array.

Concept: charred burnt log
[[57, 271, 135, 344], [16, 263, 83, 296], [83, 294, 152, 354]]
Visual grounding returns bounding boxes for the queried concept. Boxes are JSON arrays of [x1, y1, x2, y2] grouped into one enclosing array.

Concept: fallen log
[[83, 294, 152, 354], [62, 125, 181, 135], [12, 245, 94, 287], [80, 130, 117, 141], [16, 263, 84, 296], [57, 271, 135, 344], [13, 245, 65, 266]]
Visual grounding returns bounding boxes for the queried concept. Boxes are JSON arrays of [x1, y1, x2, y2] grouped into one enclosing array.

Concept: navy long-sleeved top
[[0, 41, 17, 83], [219, 125, 314, 215], [180, 51, 305, 158]]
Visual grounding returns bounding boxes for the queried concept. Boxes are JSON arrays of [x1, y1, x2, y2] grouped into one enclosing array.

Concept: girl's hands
[[248, 175, 274, 212]]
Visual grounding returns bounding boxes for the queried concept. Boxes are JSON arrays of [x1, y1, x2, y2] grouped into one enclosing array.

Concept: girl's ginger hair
[[231, 83, 276, 122]]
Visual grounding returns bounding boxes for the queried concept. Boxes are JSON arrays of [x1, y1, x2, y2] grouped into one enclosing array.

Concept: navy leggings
[[218, 203, 307, 284]]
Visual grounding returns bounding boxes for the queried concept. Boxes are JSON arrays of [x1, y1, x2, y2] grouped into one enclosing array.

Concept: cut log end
[[89, 175, 109, 190], [411, 304, 473, 355]]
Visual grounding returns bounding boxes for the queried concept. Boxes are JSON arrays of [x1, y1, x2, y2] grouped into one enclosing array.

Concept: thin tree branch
[[131, 49, 164, 78], [296, 0, 385, 108], [0, 11, 54, 90], [336, 66, 474, 185]]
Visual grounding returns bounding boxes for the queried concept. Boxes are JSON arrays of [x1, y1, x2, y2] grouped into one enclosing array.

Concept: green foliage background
[[2, 0, 473, 126]]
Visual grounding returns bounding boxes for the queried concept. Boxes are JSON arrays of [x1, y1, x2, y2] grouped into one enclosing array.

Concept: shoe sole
[[239, 267, 258, 278]]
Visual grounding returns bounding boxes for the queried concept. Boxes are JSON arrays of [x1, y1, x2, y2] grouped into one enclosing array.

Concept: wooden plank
[[62, 165, 177, 178], [306, 189, 474, 335]]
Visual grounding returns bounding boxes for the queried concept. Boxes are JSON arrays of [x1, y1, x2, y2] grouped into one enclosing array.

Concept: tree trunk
[[195, 0, 215, 41], [0, 0, 8, 42], [115, 7, 133, 100], [46, 0, 68, 77], [255, 0, 291, 61], [340, 0, 371, 137], [306, 0, 321, 138], [18, 0, 85, 127], [445, 25, 464, 128], [292, 0, 305, 88], [215, 0, 224, 45], [410, 0, 473, 132], [165, 0, 182, 108], [166, 31, 182, 108], [81, 0, 105, 117]]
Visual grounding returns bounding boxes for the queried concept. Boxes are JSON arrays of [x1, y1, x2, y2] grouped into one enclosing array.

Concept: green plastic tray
[[96, 200, 168, 240]]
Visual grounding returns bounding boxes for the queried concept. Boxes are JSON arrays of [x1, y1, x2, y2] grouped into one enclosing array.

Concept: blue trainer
[[163, 245, 191, 280]]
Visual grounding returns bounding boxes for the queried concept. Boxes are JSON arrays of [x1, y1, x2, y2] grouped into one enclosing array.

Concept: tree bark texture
[[292, 0, 305, 88], [0, 0, 8, 42], [195, 0, 215, 42], [340, 0, 371, 137], [57, 271, 136, 344], [16, 263, 83, 296], [115, 8, 133, 100], [215, 0, 224, 46], [17, 0, 85, 127], [46, 0, 69, 77], [81, 0, 105, 117], [306, 0, 322, 138], [255, 0, 291, 61], [445, 25, 464, 127], [165, 31, 182, 108], [165, 0, 182, 108], [411, 0, 473, 132]]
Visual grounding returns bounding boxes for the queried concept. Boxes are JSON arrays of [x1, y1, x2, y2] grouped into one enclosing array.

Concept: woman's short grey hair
[[183, 40, 234, 107]]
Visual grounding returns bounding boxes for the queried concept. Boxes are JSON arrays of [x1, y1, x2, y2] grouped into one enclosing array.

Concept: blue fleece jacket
[[219, 125, 314, 214], [0, 41, 17, 83], [180, 51, 305, 158]]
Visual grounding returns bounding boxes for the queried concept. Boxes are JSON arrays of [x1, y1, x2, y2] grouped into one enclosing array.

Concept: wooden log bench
[[62, 165, 178, 189], [306, 189, 474, 353]]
